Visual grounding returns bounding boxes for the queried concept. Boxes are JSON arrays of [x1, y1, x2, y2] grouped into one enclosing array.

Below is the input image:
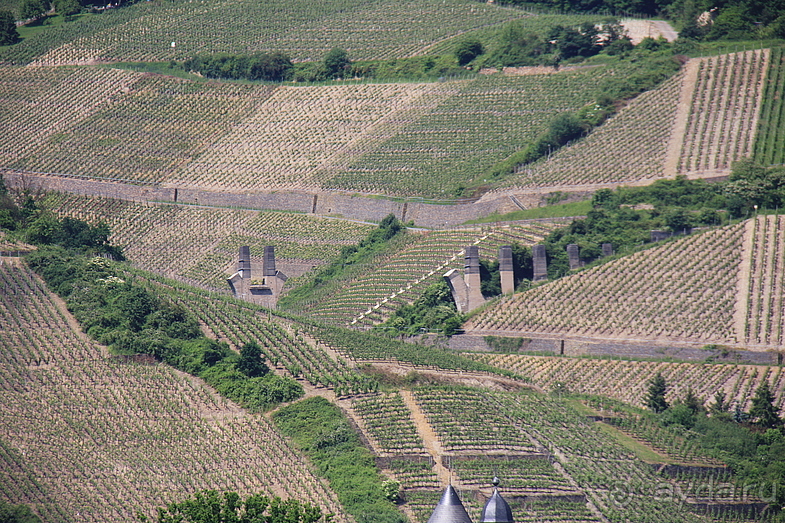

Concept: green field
[[754, 47, 785, 165]]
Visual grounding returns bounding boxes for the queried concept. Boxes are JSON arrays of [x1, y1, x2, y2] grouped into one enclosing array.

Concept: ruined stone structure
[[499, 245, 514, 294], [444, 245, 486, 314], [228, 245, 287, 308], [602, 243, 613, 257], [532, 244, 548, 281], [566, 243, 581, 270]]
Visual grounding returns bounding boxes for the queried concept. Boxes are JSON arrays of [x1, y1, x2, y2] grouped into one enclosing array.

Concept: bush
[[455, 39, 483, 66]]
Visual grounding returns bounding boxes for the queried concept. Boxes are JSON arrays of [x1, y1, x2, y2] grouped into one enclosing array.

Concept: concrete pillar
[[566, 244, 580, 270], [238, 245, 251, 279], [444, 269, 469, 314], [532, 245, 548, 282], [499, 245, 514, 294], [464, 245, 485, 312], [263, 245, 276, 278]]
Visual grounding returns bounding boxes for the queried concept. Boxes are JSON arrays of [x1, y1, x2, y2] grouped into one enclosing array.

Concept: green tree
[[682, 387, 703, 414], [19, 0, 46, 21], [236, 341, 269, 378], [0, 10, 20, 45], [138, 490, 331, 522], [709, 390, 729, 415], [454, 38, 483, 66], [323, 48, 350, 79], [53, 0, 80, 15], [664, 207, 692, 234], [645, 372, 669, 413], [749, 380, 781, 428], [0, 501, 42, 523]]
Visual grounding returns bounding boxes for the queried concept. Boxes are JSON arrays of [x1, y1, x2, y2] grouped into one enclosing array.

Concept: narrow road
[[399, 390, 451, 487]]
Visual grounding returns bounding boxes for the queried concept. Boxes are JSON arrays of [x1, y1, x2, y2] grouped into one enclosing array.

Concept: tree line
[[644, 372, 785, 512]]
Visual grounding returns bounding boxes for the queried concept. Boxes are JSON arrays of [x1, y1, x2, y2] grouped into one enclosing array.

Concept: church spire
[[427, 485, 473, 523], [480, 477, 514, 523]]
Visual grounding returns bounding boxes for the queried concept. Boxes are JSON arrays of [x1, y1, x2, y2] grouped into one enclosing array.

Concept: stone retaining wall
[[4, 171, 521, 227], [450, 334, 781, 364]]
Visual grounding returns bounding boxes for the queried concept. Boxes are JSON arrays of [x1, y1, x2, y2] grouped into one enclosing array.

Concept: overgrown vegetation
[[536, 160, 785, 278], [25, 247, 302, 411], [272, 397, 407, 523], [138, 490, 332, 523], [278, 214, 406, 310], [482, 49, 683, 181], [375, 281, 463, 337], [633, 374, 785, 516], [183, 52, 294, 82], [0, 187, 122, 258], [0, 500, 41, 523]]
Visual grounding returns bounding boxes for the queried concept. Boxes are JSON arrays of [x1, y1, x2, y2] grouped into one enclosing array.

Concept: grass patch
[[595, 421, 673, 464], [12, 13, 86, 42], [466, 199, 591, 224], [105, 61, 207, 81], [272, 397, 406, 523]]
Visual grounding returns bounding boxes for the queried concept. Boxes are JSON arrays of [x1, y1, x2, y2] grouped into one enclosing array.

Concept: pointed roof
[[427, 485, 473, 523], [480, 488, 513, 523]]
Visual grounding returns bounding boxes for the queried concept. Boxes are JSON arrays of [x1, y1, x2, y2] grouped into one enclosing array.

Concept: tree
[[709, 390, 729, 415], [454, 38, 483, 66], [323, 48, 350, 79], [138, 490, 331, 523], [0, 10, 20, 46], [645, 372, 669, 413], [53, 0, 80, 16], [0, 501, 42, 523], [19, 0, 46, 21], [682, 387, 703, 414], [749, 380, 781, 428], [236, 341, 269, 378]]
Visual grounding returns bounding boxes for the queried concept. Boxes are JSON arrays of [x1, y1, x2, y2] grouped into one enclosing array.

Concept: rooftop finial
[[492, 476, 500, 488]]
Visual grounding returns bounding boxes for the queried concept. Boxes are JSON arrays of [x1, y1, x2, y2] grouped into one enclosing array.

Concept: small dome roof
[[480, 488, 513, 522], [427, 485, 473, 523]]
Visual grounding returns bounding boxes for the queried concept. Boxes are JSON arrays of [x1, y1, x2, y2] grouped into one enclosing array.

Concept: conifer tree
[[645, 372, 669, 413], [749, 380, 781, 428]]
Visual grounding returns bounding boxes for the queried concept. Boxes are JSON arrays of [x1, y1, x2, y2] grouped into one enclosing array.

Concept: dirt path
[[399, 390, 451, 487], [664, 59, 701, 177], [733, 218, 756, 343]]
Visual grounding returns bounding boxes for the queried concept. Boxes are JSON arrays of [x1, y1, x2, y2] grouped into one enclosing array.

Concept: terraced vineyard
[[158, 281, 378, 396], [467, 222, 746, 343], [41, 193, 373, 290], [169, 82, 450, 192], [294, 222, 561, 327], [1, 61, 648, 197], [328, 70, 618, 196], [12, 74, 272, 182], [0, 66, 139, 168], [506, 63, 684, 189], [468, 353, 785, 414], [740, 215, 785, 348], [0, 0, 528, 65], [754, 47, 785, 165], [0, 259, 346, 523], [413, 387, 711, 523], [677, 50, 768, 177], [352, 393, 426, 454]]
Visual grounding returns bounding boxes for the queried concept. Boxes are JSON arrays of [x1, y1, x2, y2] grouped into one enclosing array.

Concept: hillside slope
[[0, 61, 663, 198], [40, 193, 374, 291], [467, 216, 785, 351], [0, 0, 528, 65], [0, 258, 347, 522], [499, 49, 769, 195]]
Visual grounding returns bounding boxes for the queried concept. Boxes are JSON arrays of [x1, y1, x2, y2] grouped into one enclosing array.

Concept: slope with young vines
[[0, 259, 347, 523]]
